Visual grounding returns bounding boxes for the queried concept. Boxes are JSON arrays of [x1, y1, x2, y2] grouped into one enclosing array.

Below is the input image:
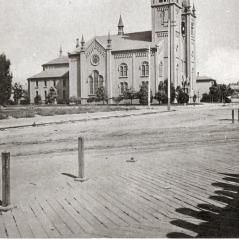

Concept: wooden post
[[2, 152, 10, 207], [238, 109, 239, 122], [232, 110, 235, 124], [75, 138, 87, 182], [0, 152, 16, 211]]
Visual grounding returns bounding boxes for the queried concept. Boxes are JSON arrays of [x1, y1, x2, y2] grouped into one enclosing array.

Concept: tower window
[[182, 22, 186, 35], [159, 62, 163, 78]]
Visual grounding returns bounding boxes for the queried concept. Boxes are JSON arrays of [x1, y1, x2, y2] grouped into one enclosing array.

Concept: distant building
[[196, 75, 216, 98], [28, 0, 197, 104], [229, 82, 239, 96], [28, 51, 69, 104]]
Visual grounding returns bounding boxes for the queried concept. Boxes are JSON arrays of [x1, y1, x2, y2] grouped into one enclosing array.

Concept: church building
[[28, 0, 196, 104]]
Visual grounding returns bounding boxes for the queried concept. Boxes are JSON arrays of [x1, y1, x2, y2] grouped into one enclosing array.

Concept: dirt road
[[0, 104, 238, 203]]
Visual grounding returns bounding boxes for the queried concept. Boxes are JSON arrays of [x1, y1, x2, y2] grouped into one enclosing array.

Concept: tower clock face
[[91, 54, 100, 66]]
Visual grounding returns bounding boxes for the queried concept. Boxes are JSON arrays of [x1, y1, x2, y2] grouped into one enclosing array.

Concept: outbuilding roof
[[28, 68, 69, 80], [196, 76, 216, 82]]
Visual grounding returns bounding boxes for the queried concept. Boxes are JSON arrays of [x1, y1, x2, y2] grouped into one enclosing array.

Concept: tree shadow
[[167, 173, 239, 238]]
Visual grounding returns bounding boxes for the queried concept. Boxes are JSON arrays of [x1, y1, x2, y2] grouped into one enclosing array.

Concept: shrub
[[201, 93, 211, 103], [87, 97, 97, 104], [0, 112, 8, 120], [112, 96, 123, 105], [156, 80, 176, 104], [176, 87, 190, 104], [96, 87, 108, 104], [155, 91, 168, 105], [138, 84, 153, 105], [34, 95, 42, 105], [123, 88, 137, 105]]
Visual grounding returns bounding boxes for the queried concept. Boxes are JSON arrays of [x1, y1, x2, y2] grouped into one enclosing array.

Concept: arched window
[[88, 70, 104, 95], [93, 70, 99, 94], [141, 61, 149, 77], [119, 63, 128, 77], [99, 76, 104, 88], [89, 76, 94, 95]]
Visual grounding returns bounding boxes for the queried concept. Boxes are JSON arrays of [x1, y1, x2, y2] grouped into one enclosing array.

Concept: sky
[[0, 0, 239, 85]]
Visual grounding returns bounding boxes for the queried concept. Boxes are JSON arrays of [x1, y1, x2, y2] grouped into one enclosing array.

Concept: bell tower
[[151, 0, 183, 88], [181, 0, 197, 96]]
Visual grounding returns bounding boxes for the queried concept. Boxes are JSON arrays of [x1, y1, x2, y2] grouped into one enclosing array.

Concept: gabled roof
[[70, 31, 157, 55], [28, 68, 69, 80], [43, 56, 69, 66]]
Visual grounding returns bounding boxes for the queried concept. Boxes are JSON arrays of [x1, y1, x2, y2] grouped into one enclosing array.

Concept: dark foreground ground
[[0, 104, 239, 238]]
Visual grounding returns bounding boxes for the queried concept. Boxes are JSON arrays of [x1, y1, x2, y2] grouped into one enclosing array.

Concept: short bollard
[[0, 152, 15, 212], [75, 138, 87, 182], [232, 110, 235, 124]]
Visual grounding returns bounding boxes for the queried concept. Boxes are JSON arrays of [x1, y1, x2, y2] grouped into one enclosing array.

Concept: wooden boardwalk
[[0, 140, 239, 238]]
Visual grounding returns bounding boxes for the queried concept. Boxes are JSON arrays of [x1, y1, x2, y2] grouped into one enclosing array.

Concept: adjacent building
[[28, 50, 69, 104], [28, 0, 197, 104], [196, 75, 216, 98]]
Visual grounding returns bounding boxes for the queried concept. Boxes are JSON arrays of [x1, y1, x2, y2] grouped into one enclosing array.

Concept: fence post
[[232, 110, 235, 124], [0, 152, 15, 212], [75, 137, 87, 182]]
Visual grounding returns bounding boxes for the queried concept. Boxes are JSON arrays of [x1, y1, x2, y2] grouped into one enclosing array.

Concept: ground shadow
[[61, 173, 77, 179], [167, 173, 239, 238]]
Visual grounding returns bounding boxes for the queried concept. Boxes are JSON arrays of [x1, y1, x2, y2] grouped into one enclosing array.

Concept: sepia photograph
[[0, 0, 239, 238]]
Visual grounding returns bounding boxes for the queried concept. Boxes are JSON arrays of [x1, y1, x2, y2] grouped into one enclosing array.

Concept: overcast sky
[[0, 0, 239, 85]]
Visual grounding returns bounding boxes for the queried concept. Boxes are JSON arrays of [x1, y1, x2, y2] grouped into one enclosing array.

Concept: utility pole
[[168, 0, 171, 111], [148, 45, 151, 108]]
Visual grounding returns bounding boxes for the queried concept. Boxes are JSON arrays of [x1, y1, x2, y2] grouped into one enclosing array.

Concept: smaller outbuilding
[[196, 74, 216, 98], [27, 50, 69, 104]]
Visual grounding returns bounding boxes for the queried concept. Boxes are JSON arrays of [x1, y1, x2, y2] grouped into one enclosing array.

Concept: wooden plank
[[101, 175, 173, 220], [11, 206, 34, 238], [87, 190, 138, 226], [80, 191, 129, 227], [72, 192, 117, 229], [116, 173, 204, 221], [115, 174, 188, 217], [135, 167, 227, 208], [30, 200, 60, 238], [21, 203, 48, 238], [118, 172, 199, 210], [1, 211, 21, 238], [100, 190, 151, 223], [63, 195, 107, 232], [46, 196, 85, 236], [39, 198, 73, 237], [0, 213, 8, 238], [55, 196, 96, 234]]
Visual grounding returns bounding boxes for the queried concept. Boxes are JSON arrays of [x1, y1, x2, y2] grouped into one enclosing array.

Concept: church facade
[[28, 0, 196, 104]]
